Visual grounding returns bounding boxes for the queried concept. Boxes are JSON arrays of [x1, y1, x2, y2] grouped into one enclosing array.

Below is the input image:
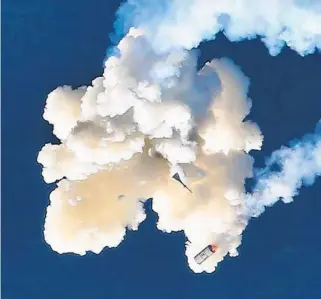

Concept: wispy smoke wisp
[[247, 123, 321, 217]]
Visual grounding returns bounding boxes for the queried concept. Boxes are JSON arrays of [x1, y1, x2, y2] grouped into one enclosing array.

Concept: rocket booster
[[194, 244, 218, 265]]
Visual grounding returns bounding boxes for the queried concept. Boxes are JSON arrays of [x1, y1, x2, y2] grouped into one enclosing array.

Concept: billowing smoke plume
[[38, 29, 264, 272], [115, 0, 321, 55], [38, 1, 321, 273]]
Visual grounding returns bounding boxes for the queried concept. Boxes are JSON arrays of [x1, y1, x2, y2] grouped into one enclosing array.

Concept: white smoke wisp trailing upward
[[115, 0, 321, 56], [38, 28, 265, 272], [246, 123, 321, 218]]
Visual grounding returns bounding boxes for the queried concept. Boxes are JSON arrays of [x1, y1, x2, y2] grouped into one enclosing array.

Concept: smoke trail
[[115, 0, 321, 55], [247, 122, 321, 218], [37, 1, 321, 273]]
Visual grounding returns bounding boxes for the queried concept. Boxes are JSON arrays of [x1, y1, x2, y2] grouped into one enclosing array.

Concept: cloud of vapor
[[115, 0, 321, 55], [38, 0, 321, 273], [38, 29, 264, 272]]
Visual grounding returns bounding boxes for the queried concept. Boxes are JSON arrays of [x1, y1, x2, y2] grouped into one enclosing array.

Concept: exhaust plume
[[38, 1, 321, 273], [115, 0, 321, 55], [247, 123, 321, 218], [38, 29, 263, 272]]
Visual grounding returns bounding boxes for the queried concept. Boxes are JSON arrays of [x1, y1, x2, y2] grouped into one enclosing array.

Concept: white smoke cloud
[[116, 0, 321, 55], [43, 149, 170, 255], [43, 86, 86, 140], [38, 29, 265, 272], [38, 1, 321, 273]]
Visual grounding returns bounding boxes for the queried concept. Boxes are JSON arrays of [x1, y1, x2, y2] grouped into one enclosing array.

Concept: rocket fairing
[[194, 244, 218, 265]]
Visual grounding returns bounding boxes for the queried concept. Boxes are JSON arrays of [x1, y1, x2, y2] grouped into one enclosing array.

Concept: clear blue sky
[[3, 0, 321, 298]]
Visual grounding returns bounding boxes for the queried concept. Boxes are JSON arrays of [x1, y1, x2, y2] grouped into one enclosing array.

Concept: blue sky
[[2, 0, 321, 298]]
